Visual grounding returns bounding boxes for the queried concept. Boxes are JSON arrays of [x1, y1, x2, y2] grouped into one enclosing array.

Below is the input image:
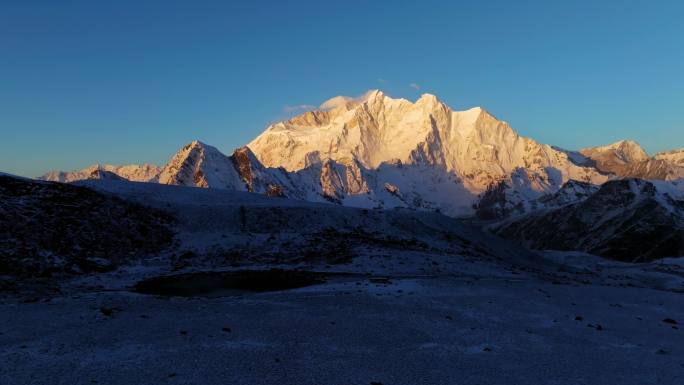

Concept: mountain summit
[[582, 140, 650, 164], [248, 90, 608, 196], [581, 140, 684, 180], [157, 140, 242, 189]]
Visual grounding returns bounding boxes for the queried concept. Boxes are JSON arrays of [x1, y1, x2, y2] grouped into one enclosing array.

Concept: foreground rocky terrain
[[1, 175, 684, 384], [0, 175, 173, 280], [2, 263, 684, 385]]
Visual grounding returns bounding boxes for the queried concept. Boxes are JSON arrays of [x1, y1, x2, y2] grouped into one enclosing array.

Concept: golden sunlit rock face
[[248, 90, 610, 191], [581, 140, 684, 180]]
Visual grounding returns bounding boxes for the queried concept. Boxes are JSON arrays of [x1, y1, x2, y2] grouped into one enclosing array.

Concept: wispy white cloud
[[377, 78, 387, 84], [409, 83, 421, 90], [283, 104, 316, 113]]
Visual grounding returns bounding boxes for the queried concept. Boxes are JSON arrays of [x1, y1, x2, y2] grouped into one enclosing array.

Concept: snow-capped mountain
[[249, 90, 608, 189], [492, 178, 684, 262], [247, 90, 610, 216], [581, 140, 684, 180], [41, 164, 160, 183], [473, 177, 603, 219]]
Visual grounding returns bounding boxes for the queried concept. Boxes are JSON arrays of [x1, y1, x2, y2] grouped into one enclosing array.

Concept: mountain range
[[41, 90, 684, 220]]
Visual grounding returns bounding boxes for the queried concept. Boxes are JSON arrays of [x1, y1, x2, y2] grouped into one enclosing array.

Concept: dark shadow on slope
[[133, 269, 332, 297], [291, 155, 479, 216]]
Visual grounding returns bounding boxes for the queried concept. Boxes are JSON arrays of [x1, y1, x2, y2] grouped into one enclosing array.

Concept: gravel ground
[[1, 272, 683, 385]]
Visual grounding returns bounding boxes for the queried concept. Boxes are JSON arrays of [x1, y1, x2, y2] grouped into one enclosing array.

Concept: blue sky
[[2, 0, 683, 177]]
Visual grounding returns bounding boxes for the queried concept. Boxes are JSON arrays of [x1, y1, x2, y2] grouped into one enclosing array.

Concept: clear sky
[[2, 0, 683, 177]]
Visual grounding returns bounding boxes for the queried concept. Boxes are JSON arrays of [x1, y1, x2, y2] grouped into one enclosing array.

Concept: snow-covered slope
[[474, 178, 602, 219], [536, 179, 601, 208], [78, 176, 546, 271], [41, 164, 160, 183]]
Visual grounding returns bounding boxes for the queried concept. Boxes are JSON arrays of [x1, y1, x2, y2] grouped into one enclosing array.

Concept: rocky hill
[[492, 179, 684, 261], [0, 174, 174, 277]]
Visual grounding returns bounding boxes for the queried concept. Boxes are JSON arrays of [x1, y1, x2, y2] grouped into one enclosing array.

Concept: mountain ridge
[[41, 163, 161, 183], [36, 90, 684, 218]]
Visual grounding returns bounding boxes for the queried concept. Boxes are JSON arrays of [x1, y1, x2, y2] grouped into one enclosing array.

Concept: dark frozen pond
[[133, 269, 331, 297]]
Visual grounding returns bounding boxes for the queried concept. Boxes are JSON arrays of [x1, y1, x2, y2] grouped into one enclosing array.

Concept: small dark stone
[[446, 315, 453, 321], [179, 330, 188, 335], [222, 327, 231, 333], [483, 347, 492, 352], [370, 277, 392, 285], [168, 373, 177, 378], [100, 307, 114, 317], [663, 318, 678, 325], [596, 324, 603, 331], [575, 316, 583, 321]]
